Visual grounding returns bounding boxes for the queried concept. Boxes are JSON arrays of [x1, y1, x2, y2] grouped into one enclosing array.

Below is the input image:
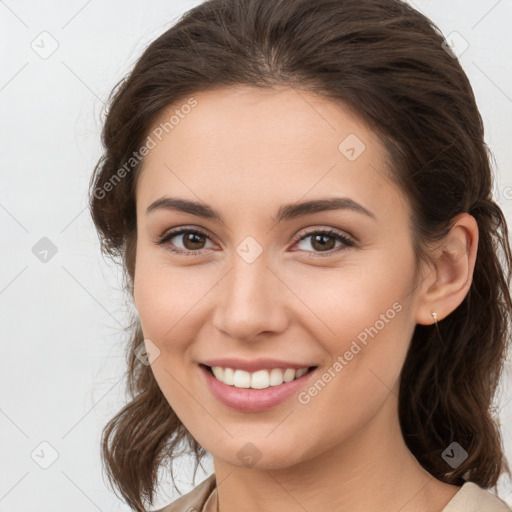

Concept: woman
[[89, 0, 512, 510]]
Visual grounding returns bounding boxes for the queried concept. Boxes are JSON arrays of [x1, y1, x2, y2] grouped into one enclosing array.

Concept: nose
[[212, 253, 288, 342]]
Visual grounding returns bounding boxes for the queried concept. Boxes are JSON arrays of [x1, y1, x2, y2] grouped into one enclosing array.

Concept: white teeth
[[223, 367, 234, 385], [269, 368, 284, 386], [283, 368, 296, 382], [295, 367, 308, 378], [210, 366, 311, 389], [233, 369, 251, 388], [250, 369, 269, 389], [211, 366, 223, 380]]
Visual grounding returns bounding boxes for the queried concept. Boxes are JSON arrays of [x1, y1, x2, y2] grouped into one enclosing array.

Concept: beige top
[[151, 473, 512, 512]]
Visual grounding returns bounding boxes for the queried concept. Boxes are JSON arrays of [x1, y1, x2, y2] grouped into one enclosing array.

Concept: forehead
[[146, 85, 373, 161], [136, 85, 408, 224]]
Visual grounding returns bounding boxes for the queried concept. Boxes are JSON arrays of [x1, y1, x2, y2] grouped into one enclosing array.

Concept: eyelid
[[155, 226, 216, 253], [155, 225, 356, 256], [293, 226, 355, 244]]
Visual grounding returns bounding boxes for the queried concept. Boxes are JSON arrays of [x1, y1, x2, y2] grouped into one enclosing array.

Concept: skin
[[132, 85, 478, 512]]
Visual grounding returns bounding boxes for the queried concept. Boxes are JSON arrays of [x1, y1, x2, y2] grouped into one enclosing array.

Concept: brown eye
[[181, 231, 207, 250], [156, 228, 215, 255], [156, 226, 355, 257], [310, 233, 336, 251], [293, 228, 355, 256]]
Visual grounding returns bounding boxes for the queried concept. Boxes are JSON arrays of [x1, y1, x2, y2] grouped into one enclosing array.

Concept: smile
[[208, 365, 313, 389], [199, 363, 318, 412]]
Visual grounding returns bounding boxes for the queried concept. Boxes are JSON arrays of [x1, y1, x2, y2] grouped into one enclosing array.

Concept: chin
[[203, 434, 315, 471]]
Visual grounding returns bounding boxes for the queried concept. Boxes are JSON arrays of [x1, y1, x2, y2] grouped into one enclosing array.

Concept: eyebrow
[[145, 196, 375, 223]]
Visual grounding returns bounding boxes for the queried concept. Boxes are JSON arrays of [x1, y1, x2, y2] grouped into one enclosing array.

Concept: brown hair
[[88, 0, 512, 510]]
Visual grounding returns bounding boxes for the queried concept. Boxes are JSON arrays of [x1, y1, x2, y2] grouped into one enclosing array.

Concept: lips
[[199, 362, 318, 412]]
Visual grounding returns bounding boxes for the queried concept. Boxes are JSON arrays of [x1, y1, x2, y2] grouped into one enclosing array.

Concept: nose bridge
[[213, 248, 286, 341]]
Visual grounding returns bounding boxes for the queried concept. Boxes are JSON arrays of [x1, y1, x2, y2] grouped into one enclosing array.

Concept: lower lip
[[199, 364, 317, 412]]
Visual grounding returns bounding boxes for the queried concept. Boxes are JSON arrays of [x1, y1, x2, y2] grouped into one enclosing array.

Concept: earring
[[431, 311, 438, 325]]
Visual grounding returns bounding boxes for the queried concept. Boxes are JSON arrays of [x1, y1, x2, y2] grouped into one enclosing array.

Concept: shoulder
[[148, 473, 216, 512], [442, 481, 511, 512]]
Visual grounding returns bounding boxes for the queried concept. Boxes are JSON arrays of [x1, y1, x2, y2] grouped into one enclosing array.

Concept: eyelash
[[155, 227, 355, 258]]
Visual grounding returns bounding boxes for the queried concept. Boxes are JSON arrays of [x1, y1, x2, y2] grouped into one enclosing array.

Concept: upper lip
[[201, 357, 317, 373]]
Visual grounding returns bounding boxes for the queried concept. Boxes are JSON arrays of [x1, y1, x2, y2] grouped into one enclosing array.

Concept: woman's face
[[133, 85, 427, 469]]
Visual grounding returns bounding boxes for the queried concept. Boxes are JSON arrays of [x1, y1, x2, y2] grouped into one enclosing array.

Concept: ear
[[414, 213, 479, 325]]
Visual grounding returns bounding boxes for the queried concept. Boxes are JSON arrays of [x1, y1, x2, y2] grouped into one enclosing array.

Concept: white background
[[1, 0, 511, 510]]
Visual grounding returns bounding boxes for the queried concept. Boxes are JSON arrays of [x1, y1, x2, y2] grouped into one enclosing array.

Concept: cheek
[[290, 262, 414, 408], [291, 302, 413, 460], [133, 255, 214, 350], [132, 259, 208, 419], [288, 261, 409, 348]]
